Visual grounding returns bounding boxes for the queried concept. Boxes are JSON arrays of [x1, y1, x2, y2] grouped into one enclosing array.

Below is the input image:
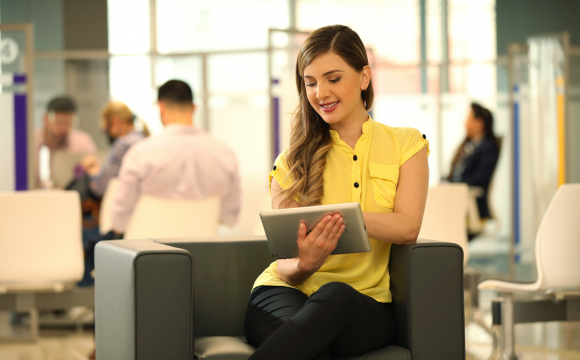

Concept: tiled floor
[[0, 329, 94, 360], [465, 313, 580, 359], [0, 320, 579, 360]]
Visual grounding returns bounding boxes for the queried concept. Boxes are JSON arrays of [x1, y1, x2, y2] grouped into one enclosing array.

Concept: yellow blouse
[[252, 117, 429, 303]]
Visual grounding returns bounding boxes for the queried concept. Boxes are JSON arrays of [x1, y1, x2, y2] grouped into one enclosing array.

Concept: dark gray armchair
[[95, 236, 465, 360]]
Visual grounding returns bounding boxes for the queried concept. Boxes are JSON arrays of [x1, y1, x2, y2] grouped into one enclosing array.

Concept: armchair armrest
[[389, 240, 465, 360], [95, 239, 193, 360]]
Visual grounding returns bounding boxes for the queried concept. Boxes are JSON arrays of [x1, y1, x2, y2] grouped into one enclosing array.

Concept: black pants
[[244, 282, 396, 360]]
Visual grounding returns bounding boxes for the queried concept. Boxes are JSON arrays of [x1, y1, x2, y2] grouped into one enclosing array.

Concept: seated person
[[81, 102, 146, 197], [111, 80, 241, 234], [447, 102, 500, 231], [36, 96, 96, 186], [77, 102, 147, 287], [245, 25, 429, 360]]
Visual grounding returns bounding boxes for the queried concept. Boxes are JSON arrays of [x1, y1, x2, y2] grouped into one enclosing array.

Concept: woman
[[448, 103, 500, 225], [81, 101, 147, 197], [78, 102, 147, 287], [245, 25, 430, 360]]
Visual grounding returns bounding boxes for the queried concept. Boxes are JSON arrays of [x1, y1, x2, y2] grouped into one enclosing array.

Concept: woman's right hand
[[296, 214, 345, 273]]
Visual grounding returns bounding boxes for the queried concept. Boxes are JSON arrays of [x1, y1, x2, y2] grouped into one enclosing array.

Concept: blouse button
[[354, 182, 360, 188], [273, 165, 277, 171], [353, 155, 358, 161], [422, 134, 427, 139]]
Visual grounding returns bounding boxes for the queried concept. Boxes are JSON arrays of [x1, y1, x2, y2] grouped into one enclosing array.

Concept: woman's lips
[[320, 101, 339, 113]]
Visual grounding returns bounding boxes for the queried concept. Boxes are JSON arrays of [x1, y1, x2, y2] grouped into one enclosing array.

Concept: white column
[[0, 93, 15, 191]]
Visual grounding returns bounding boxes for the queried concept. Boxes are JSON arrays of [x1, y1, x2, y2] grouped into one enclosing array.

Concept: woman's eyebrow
[[304, 69, 344, 79]]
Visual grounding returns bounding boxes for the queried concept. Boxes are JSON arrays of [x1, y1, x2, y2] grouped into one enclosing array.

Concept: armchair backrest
[[158, 237, 273, 337], [535, 183, 580, 289]]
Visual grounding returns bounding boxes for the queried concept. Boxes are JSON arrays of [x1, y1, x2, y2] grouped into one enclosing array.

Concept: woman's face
[[465, 110, 484, 139], [303, 52, 370, 126]]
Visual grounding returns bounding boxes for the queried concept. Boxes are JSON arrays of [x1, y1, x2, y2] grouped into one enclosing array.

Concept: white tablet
[[260, 202, 371, 259]]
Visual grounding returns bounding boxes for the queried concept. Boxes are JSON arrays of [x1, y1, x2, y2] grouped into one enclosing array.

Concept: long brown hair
[[277, 25, 374, 207]]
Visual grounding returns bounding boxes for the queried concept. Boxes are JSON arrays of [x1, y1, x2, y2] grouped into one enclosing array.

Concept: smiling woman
[[280, 26, 374, 209], [245, 25, 430, 360]]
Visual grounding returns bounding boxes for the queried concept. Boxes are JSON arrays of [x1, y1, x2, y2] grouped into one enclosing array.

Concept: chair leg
[[29, 309, 39, 341], [488, 297, 518, 360], [465, 271, 493, 335], [501, 296, 517, 360], [473, 308, 493, 335]]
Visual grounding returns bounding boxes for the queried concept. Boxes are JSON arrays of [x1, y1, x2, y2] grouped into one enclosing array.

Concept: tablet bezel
[[259, 202, 371, 259]]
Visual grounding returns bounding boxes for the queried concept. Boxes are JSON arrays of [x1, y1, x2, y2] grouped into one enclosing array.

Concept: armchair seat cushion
[[193, 336, 411, 360], [194, 336, 255, 360]]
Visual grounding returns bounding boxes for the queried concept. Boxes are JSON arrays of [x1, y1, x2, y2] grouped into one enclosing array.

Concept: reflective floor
[[0, 329, 94, 360], [0, 315, 579, 360], [465, 290, 580, 359]]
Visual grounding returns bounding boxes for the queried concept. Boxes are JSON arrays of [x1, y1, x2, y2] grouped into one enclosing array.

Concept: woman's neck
[[329, 105, 369, 149], [470, 132, 484, 143], [118, 124, 135, 137]]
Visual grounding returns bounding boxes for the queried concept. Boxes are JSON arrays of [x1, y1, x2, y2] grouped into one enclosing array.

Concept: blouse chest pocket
[[369, 164, 400, 209]]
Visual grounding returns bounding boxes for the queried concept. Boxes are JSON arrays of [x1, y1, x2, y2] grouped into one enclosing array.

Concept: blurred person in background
[[111, 79, 241, 235], [77, 102, 148, 287], [81, 102, 147, 197], [36, 96, 96, 184], [448, 102, 500, 238]]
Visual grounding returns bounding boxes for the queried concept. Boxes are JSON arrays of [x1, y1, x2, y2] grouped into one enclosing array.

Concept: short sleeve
[[396, 128, 430, 166], [268, 151, 293, 194]]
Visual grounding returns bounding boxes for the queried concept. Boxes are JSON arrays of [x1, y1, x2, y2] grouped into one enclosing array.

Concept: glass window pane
[[108, 0, 151, 54], [296, 0, 419, 64], [448, 0, 495, 61], [156, 0, 289, 54], [208, 53, 269, 173], [34, 59, 66, 129], [427, 0, 442, 63], [208, 52, 268, 93], [109, 56, 161, 134]]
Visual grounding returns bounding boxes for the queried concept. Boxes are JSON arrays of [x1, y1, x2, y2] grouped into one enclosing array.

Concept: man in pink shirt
[[35, 96, 97, 185], [112, 80, 241, 234]]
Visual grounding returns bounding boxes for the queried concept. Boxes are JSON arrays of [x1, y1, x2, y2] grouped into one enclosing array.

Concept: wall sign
[[0, 38, 19, 65]]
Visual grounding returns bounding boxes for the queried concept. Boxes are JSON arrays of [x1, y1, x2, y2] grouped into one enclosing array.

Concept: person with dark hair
[[111, 80, 241, 234], [35, 96, 96, 183], [245, 25, 429, 360], [448, 102, 500, 231]]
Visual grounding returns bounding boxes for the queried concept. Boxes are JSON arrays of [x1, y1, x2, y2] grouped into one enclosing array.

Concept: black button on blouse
[[354, 182, 360, 188]]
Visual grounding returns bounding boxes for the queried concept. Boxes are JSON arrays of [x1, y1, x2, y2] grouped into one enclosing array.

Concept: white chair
[[99, 177, 121, 235], [0, 190, 84, 340], [0, 190, 84, 293], [419, 183, 469, 264], [478, 183, 580, 359], [124, 195, 221, 240], [419, 184, 496, 337], [252, 192, 274, 236]]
